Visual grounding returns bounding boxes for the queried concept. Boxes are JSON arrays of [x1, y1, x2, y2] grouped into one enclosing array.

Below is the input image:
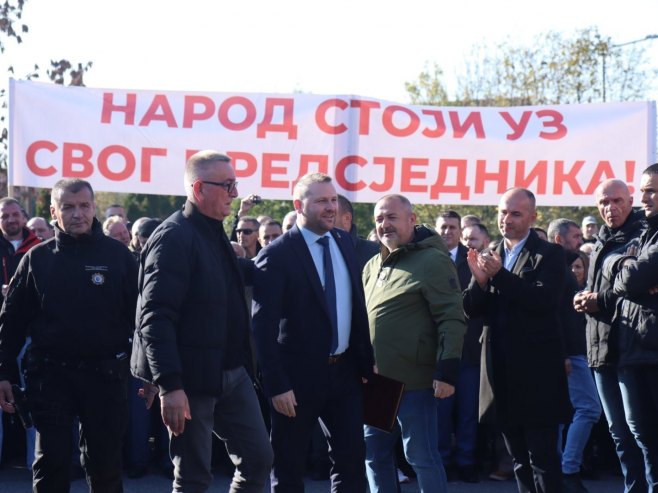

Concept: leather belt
[[328, 353, 343, 365]]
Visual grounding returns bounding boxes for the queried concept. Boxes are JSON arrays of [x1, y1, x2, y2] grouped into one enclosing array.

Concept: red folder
[[363, 373, 405, 432]]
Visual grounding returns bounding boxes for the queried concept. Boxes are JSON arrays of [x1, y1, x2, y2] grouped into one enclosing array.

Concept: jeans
[[595, 366, 648, 493], [436, 363, 479, 467], [169, 366, 272, 493], [365, 388, 447, 493], [618, 365, 658, 492], [559, 355, 602, 474]]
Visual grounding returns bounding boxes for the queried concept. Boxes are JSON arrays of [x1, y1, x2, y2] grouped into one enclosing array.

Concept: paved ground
[[0, 465, 624, 493]]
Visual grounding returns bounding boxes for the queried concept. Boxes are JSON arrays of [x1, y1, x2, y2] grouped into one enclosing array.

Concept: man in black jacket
[[610, 165, 658, 489], [436, 210, 482, 483], [0, 179, 137, 492], [573, 178, 646, 493], [547, 218, 601, 493], [131, 150, 272, 493], [464, 188, 571, 493], [336, 194, 378, 271]]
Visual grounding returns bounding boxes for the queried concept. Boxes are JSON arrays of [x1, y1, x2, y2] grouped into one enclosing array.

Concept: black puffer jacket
[[131, 202, 252, 396], [585, 210, 644, 367], [612, 213, 658, 363]]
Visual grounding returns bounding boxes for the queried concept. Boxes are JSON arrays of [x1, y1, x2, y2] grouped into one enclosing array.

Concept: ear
[[293, 198, 302, 213], [49, 205, 56, 221], [191, 180, 204, 202]]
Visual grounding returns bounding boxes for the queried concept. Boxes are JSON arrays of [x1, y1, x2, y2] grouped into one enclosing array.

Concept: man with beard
[[252, 173, 374, 492], [364, 196, 465, 493], [0, 198, 40, 299]]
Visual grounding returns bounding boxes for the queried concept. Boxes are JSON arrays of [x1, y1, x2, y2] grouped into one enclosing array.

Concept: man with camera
[[228, 194, 264, 259]]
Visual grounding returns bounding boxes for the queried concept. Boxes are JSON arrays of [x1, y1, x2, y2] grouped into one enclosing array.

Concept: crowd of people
[[0, 151, 655, 493]]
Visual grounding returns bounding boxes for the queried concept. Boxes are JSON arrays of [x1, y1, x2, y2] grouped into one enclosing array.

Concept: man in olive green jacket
[[362, 194, 466, 493]]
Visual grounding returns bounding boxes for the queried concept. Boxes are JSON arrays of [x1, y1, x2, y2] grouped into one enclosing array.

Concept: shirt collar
[[449, 245, 458, 262], [504, 231, 531, 257], [299, 225, 330, 247]]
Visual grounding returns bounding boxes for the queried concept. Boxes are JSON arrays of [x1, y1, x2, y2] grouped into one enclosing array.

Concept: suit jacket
[[463, 230, 572, 426], [455, 244, 483, 366], [251, 224, 374, 398]]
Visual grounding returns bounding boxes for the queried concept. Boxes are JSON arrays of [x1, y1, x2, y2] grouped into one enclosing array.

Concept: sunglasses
[[236, 228, 255, 235]]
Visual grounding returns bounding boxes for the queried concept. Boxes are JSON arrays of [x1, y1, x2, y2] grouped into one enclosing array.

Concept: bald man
[[463, 188, 570, 493], [574, 179, 648, 493]]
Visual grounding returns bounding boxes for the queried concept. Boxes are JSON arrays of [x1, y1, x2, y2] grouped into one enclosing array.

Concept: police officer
[[0, 178, 138, 493]]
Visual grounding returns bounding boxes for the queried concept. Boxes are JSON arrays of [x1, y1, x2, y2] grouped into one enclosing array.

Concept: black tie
[[317, 236, 339, 353]]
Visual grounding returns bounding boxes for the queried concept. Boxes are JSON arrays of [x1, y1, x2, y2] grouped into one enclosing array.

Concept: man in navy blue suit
[[251, 172, 374, 493]]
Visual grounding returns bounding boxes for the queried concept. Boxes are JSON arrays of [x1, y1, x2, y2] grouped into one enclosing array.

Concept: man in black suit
[[435, 210, 483, 483], [251, 173, 374, 493], [336, 194, 379, 271], [463, 188, 571, 493]]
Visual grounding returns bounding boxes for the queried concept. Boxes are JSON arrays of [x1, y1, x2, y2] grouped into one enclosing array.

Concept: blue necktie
[[317, 236, 339, 354]]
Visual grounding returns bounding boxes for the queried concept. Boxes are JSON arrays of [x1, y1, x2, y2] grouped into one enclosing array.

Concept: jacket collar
[[54, 218, 104, 246], [598, 209, 645, 243]]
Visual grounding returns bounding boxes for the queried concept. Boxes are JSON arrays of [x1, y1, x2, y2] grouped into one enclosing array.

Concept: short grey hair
[[376, 194, 413, 214], [547, 218, 579, 243], [184, 150, 231, 198], [51, 179, 94, 206], [102, 215, 125, 236]]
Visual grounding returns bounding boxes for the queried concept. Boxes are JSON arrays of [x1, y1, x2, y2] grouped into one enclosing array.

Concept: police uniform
[[0, 218, 137, 492]]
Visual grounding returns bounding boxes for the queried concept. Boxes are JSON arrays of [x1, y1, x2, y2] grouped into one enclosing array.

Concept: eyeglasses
[[196, 180, 238, 194], [236, 228, 255, 235]]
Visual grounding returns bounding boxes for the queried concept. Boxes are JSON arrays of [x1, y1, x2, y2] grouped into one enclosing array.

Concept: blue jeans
[[559, 355, 601, 474], [436, 363, 479, 466], [618, 365, 658, 492], [595, 366, 648, 493], [365, 389, 447, 493]]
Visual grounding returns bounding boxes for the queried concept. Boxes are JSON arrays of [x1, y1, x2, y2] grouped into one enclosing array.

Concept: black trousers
[[269, 356, 366, 493], [27, 362, 128, 493], [501, 424, 563, 493]]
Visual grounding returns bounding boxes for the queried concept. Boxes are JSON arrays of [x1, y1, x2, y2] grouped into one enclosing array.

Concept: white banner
[[9, 79, 656, 206]]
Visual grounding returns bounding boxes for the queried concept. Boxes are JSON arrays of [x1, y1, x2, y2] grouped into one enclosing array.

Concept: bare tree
[[405, 27, 656, 106]]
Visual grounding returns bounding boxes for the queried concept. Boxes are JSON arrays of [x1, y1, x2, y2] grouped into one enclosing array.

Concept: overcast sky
[[2, 0, 658, 102]]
